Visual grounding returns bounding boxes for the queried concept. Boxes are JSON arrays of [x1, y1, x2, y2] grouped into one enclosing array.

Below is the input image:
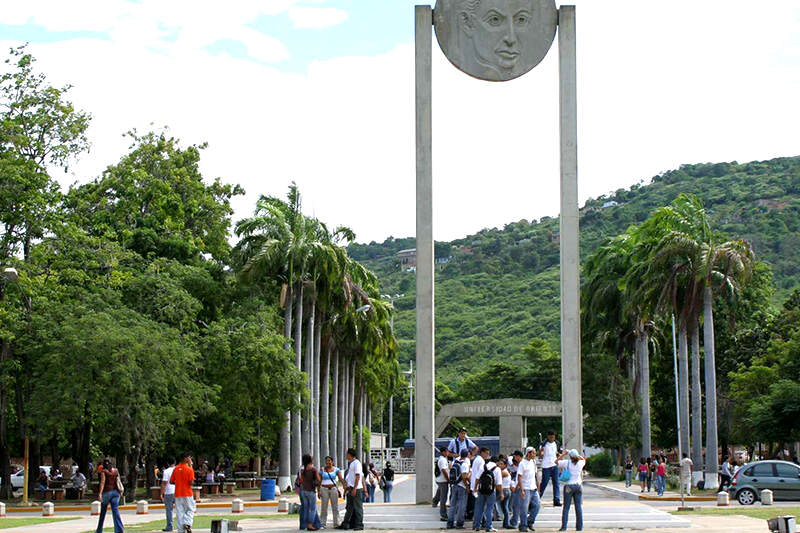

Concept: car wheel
[[737, 488, 757, 505]]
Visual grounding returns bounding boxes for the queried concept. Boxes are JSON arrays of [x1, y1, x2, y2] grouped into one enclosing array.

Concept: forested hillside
[[350, 156, 800, 383]]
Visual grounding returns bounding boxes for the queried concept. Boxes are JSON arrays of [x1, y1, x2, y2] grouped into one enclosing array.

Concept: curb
[[585, 482, 716, 502], [585, 482, 639, 501]]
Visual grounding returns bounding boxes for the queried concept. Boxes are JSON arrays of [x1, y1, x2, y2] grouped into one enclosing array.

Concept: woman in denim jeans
[[95, 459, 124, 533], [298, 454, 322, 531], [495, 457, 512, 529], [557, 450, 586, 532]]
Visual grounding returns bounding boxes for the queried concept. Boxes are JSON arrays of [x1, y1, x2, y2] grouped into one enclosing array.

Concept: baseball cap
[[569, 449, 579, 458], [459, 427, 467, 433], [525, 446, 535, 454]]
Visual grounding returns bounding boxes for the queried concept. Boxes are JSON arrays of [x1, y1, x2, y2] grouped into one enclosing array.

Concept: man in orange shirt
[[170, 452, 196, 533]]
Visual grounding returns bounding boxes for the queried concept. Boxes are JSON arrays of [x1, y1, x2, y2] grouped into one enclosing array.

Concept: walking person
[[515, 447, 541, 533], [538, 431, 562, 506], [380, 462, 395, 503], [679, 453, 693, 496], [298, 454, 322, 531], [338, 448, 363, 531], [637, 458, 647, 493], [624, 457, 633, 488], [447, 449, 470, 530], [320, 456, 344, 529], [170, 453, 197, 533], [95, 458, 124, 533], [655, 459, 666, 496], [365, 463, 378, 503], [508, 451, 522, 528], [557, 450, 586, 532], [435, 448, 451, 520], [719, 456, 732, 492], [160, 458, 177, 532], [646, 457, 654, 493]]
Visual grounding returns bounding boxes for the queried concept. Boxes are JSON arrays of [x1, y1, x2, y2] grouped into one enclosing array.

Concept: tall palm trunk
[[636, 324, 651, 459], [356, 381, 364, 461], [331, 349, 340, 465], [291, 282, 304, 476], [366, 394, 372, 461], [313, 312, 322, 461], [338, 354, 348, 465], [690, 319, 703, 484], [303, 295, 315, 455], [348, 359, 356, 455], [703, 286, 720, 489], [279, 285, 293, 489], [678, 319, 690, 460], [320, 343, 331, 460]]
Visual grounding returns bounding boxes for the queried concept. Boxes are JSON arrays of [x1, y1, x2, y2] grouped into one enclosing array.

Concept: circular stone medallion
[[434, 0, 558, 82]]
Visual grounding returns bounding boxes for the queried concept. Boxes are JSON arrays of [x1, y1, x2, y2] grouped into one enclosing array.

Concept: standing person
[[508, 451, 522, 528], [365, 463, 378, 503], [719, 456, 731, 491], [95, 458, 124, 533], [380, 462, 395, 503], [447, 449, 470, 530], [538, 431, 562, 506], [473, 454, 502, 533], [515, 447, 541, 533], [73, 468, 87, 500], [320, 456, 344, 529], [637, 458, 647, 493], [623, 457, 633, 488], [338, 448, 363, 531], [469, 447, 488, 522], [448, 427, 477, 457], [37, 469, 49, 500], [435, 448, 451, 521], [646, 457, 654, 493], [679, 453, 693, 497], [160, 458, 177, 532], [298, 454, 322, 531], [471, 448, 492, 531], [655, 459, 666, 496], [170, 452, 197, 533], [557, 450, 586, 532], [496, 457, 512, 530]]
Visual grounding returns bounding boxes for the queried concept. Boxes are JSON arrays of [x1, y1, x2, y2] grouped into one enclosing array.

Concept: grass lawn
[[0, 516, 80, 529], [95, 513, 299, 532], [671, 506, 800, 520]]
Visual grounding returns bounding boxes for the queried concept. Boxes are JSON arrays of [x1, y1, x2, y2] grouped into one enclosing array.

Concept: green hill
[[349, 156, 800, 385]]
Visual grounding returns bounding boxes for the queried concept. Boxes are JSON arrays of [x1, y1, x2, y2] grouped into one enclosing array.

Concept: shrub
[[586, 452, 614, 477]]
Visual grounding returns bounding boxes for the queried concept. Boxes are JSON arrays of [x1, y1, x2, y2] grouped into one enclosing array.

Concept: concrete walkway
[[585, 477, 717, 502]]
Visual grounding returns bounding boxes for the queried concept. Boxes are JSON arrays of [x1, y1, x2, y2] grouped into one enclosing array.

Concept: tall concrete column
[[558, 5, 583, 453], [414, 4, 435, 505]]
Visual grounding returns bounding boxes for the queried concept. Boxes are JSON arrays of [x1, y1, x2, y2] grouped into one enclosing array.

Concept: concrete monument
[[434, 0, 558, 82], [414, 2, 581, 503]]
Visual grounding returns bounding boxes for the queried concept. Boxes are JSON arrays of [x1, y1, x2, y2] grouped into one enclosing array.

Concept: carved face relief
[[434, 0, 558, 82]]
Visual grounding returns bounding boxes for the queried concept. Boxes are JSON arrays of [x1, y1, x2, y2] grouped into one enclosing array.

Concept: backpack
[[449, 460, 462, 486], [434, 460, 441, 477], [478, 465, 496, 495]]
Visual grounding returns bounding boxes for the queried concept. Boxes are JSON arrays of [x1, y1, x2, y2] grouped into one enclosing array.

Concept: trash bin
[[261, 478, 276, 501]]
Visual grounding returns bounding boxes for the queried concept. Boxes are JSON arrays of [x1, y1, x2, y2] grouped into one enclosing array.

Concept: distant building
[[602, 200, 619, 208], [397, 248, 417, 270]]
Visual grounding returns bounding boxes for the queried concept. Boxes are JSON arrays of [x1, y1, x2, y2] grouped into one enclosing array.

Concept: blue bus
[[403, 436, 501, 457]]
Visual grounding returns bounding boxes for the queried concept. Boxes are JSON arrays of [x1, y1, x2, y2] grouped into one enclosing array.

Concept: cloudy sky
[[2, 1, 799, 243]]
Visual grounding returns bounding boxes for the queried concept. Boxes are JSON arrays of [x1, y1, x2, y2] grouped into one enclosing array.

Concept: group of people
[[624, 455, 668, 496], [437, 428, 586, 532], [34, 466, 87, 500], [296, 448, 395, 531]]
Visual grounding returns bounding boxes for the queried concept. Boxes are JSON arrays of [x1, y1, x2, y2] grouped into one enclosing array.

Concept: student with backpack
[[447, 449, 471, 529], [435, 448, 452, 521], [473, 451, 503, 533]]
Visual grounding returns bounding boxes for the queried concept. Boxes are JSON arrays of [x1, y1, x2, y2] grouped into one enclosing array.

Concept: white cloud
[[288, 6, 348, 29], [1, 0, 798, 244]]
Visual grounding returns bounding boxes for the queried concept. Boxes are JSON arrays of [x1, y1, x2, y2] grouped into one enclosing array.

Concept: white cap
[[569, 449, 579, 458], [525, 446, 535, 454]]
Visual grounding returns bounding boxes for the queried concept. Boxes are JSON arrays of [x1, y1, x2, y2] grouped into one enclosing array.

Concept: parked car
[[1, 466, 53, 489], [728, 460, 800, 505]]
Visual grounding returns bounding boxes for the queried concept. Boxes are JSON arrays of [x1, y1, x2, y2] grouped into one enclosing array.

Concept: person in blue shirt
[[448, 427, 477, 456]]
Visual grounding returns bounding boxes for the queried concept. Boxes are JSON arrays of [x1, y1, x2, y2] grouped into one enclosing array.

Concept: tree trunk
[[303, 296, 315, 457], [366, 394, 372, 461], [291, 282, 304, 477], [330, 349, 339, 464], [320, 343, 331, 461], [338, 354, 347, 466], [313, 310, 322, 462], [356, 381, 364, 462], [348, 359, 356, 457], [636, 325, 651, 459], [279, 285, 293, 489], [678, 319, 691, 460], [690, 319, 703, 484], [703, 286, 720, 489]]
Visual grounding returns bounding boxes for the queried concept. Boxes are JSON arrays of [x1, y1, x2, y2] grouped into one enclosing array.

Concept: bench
[[224, 482, 236, 494], [202, 483, 220, 495]]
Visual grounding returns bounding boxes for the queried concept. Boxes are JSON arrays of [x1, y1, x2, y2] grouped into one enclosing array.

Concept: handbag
[[559, 468, 571, 483]]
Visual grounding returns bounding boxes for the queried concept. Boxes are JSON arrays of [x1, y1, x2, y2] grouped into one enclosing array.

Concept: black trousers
[[342, 488, 364, 529]]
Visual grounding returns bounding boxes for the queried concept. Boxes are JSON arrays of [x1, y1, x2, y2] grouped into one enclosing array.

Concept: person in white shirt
[[159, 458, 176, 532], [539, 431, 562, 506], [557, 449, 586, 532], [515, 447, 541, 532], [679, 453, 693, 497], [495, 457, 512, 529], [340, 449, 363, 530], [434, 447, 452, 521], [472, 448, 503, 532], [447, 449, 471, 529]]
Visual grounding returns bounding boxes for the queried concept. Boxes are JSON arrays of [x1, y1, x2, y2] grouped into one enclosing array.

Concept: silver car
[[728, 460, 800, 505]]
